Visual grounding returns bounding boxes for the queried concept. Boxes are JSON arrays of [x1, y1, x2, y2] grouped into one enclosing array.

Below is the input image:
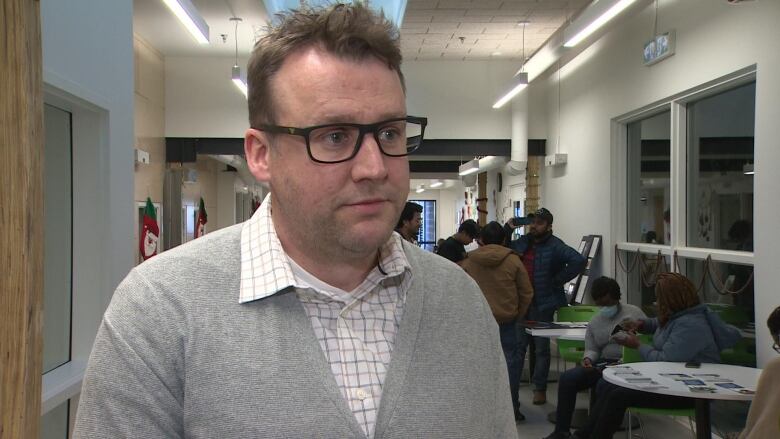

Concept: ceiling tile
[[406, 0, 440, 9], [401, 23, 432, 32], [477, 33, 510, 40], [437, 1, 503, 9], [432, 15, 493, 23], [423, 33, 455, 42], [464, 8, 504, 16], [491, 16, 533, 23], [455, 23, 488, 33], [404, 14, 434, 23], [427, 22, 461, 32], [415, 8, 467, 17]]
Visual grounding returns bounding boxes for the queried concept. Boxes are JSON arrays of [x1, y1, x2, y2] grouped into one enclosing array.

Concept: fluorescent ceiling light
[[232, 65, 248, 98], [429, 180, 443, 188], [564, 0, 636, 48], [743, 163, 754, 175], [162, 0, 210, 44], [492, 72, 528, 109], [458, 159, 480, 176], [263, 0, 408, 27], [415, 185, 425, 193]]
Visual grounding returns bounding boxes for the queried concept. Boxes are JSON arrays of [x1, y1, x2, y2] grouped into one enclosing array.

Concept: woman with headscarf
[[571, 273, 741, 439]]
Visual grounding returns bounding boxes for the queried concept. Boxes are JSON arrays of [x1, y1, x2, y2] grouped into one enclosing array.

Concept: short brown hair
[[247, 3, 405, 127], [655, 273, 700, 325]]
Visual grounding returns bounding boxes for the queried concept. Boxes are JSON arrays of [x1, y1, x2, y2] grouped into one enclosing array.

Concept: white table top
[[527, 327, 586, 340], [603, 362, 762, 401], [525, 322, 587, 340]]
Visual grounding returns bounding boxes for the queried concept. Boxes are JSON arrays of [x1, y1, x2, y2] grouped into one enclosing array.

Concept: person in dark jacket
[[507, 208, 586, 404], [572, 273, 741, 439], [436, 219, 479, 264], [461, 222, 533, 422]]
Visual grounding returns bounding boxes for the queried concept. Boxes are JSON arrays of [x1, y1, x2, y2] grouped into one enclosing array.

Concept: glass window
[[618, 250, 670, 316], [627, 109, 671, 244], [686, 82, 755, 251], [40, 400, 69, 439], [679, 257, 754, 322], [415, 200, 436, 252], [43, 104, 73, 373]]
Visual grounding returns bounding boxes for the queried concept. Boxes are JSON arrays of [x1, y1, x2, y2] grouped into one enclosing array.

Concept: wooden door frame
[[1, 1, 45, 438]]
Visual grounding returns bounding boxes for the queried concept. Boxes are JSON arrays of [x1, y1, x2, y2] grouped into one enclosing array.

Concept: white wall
[[41, 0, 134, 356], [40, 0, 135, 420], [403, 61, 517, 139], [525, 0, 780, 366], [166, 56, 249, 137]]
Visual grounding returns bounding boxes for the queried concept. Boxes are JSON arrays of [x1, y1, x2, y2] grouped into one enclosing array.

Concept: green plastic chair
[[706, 304, 756, 367], [720, 337, 757, 367], [622, 335, 695, 438], [555, 306, 599, 365], [706, 303, 750, 326]]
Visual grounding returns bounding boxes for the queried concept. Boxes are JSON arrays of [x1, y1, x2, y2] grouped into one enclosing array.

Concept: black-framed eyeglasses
[[773, 342, 780, 354], [257, 116, 427, 164]]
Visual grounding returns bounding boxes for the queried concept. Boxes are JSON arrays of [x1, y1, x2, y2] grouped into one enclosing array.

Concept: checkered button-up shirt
[[239, 195, 412, 438]]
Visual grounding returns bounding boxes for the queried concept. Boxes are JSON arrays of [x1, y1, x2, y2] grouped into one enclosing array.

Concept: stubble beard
[[272, 183, 400, 265]]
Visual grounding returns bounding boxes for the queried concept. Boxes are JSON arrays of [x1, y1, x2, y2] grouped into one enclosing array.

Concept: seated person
[[543, 277, 646, 439], [573, 273, 741, 439], [739, 306, 780, 438]]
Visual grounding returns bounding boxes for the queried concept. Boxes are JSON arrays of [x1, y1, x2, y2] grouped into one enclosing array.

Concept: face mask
[[600, 305, 619, 318]]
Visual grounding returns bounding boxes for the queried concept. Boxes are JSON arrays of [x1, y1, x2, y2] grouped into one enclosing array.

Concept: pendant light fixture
[[493, 20, 530, 109], [230, 17, 248, 98]]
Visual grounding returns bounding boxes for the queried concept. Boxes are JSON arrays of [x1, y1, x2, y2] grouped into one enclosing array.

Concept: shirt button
[[356, 388, 369, 400]]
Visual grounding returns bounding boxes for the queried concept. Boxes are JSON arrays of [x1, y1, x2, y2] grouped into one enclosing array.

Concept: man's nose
[[351, 133, 389, 181]]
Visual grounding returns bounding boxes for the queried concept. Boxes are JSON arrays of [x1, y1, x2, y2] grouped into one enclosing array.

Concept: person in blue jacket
[[506, 208, 586, 405], [572, 273, 741, 439]]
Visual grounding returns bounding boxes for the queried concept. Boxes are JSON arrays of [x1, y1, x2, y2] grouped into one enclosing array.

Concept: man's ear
[[245, 128, 271, 183]]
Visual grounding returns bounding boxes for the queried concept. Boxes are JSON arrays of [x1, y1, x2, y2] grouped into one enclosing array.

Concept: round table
[[603, 362, 761, 438]]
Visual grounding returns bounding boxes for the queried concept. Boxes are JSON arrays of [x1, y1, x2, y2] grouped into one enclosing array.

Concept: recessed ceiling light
[[492, 51, 502, 56]]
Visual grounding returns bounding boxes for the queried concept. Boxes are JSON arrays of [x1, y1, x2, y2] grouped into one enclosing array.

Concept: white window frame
[[41, 77, 112, 419], [611, 66, 756, 268]]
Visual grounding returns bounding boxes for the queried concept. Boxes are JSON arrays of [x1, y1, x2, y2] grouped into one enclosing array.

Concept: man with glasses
[[74, 4, 516, 438]]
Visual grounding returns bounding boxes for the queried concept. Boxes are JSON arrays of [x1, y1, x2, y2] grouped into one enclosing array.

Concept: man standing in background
[[462, 221, 533, 422], [507, 208, 586, 405], [395, 201, 422, 244], [436, 219, 480, 264]]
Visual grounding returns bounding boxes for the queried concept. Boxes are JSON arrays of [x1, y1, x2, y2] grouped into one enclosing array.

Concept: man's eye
[[378, 128, 401, 142], [315, 128, 353, 146], [326, 132, 348, 144]]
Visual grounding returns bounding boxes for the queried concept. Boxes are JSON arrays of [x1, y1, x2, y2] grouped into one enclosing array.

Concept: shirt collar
[[239, 194, 411, 304]]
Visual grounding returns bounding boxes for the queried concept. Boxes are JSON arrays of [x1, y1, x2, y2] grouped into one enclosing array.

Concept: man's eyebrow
[[306, 113, 407, 125]]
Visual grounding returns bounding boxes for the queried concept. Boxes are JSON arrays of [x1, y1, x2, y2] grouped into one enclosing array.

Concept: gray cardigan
[[73, 224, 517, 438]]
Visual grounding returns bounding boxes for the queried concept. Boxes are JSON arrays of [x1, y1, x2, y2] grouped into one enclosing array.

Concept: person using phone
[[739, 305, 780, 438], [505, 208, 587, 405], [543, 277, 645, 439], [572, 273, 742, 439]]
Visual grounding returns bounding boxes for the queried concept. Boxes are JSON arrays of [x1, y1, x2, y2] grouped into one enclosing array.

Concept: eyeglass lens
[[308, 120, 422, 162]]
